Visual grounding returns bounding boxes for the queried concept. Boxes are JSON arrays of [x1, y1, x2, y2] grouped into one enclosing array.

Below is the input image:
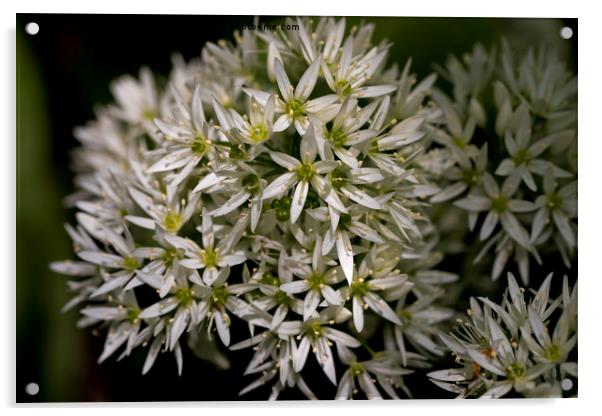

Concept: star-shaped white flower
[[262, 124, 347, 224]]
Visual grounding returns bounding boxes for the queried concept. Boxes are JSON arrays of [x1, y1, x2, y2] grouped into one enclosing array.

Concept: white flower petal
[[50, 260, 96, 276], [210, 190, 251, 217], [280, 280, 310, 294], [214, 311, 231, 346], [140, 297, 179, 319], [500, 211, 530, 248], [340, 185, 381, 210], [336, 230, 354, 285], [347, 221, 384, 243], [553, 209, 576, 247], [262, 172, 298, 200], [290, 181, 309, 224], [295, 56, 321, 102], [466, 349, 505, 377], [78, 251, 123, 268], [273, 59, 293, 102], [142, 337, 163, 375], [354, 85, 396, 98], [363, 292, 401, 325], [193, 172, 222, 193], [454, 195, 490, 211], [293, 336, 311, 372], [321, 285, 342, 305], [303, 290, 321, 321], [480, 211, 499, 240], [353, 296, 364, 332], [270, 151, 299, 169], [170, 309, 189, 350]]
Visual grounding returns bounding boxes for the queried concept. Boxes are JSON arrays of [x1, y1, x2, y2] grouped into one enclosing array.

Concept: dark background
[[16, 14, 577, 402]]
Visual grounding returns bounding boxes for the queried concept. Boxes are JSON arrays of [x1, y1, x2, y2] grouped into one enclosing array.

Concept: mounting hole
[[561, 378, 573, 391], [25, 382, 39, 396], [560, 26, 573, 40], [25, 22, 39, 35]]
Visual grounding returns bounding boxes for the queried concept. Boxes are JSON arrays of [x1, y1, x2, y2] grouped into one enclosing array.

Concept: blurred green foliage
[[17, 29, 86, 402]]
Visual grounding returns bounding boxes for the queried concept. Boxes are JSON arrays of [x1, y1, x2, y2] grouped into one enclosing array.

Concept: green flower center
[[545, 344, 562, 362], [274, 290, 293, 306], [491, 196, 508, 213], [286, 99, 305, 118], [127, 307, 141, 323], [162, 249, 180, 267], [261, 272, 280, 286], [296, 162, 315, 182], [242, 174, 261, 194], [306, 322, 323, 340], [400, 309, 412, 323], [453, 136, 467, 149], [330, 166, 347, 189], [202, 248, 219, 268], [547, 193, 563, 210], [339, 213, 352, 230], [123, 256, 139, 272], [163, 210, 183, 233], [175, 287, 195, 306], [191, 136, 210, 155], [327, 127, 348, 148], [350, 279, 370, 297], [506, 362, 525, 381], [336, 80, 353, 96], [308, 273, 325, 291], [462, 168, 480, 186], [212, 286, 229, 307], [142, 109, 156, 121], [229, 144, 246, 160], [513, 148, 532, 166], [350, 362, 365, 377], [250, 123, 269, 143]]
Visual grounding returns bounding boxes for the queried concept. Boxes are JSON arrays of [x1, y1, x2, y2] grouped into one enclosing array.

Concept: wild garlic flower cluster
[[428, 272, 577, 398], [50, 16, 577, 400], [51, 17, 458, 399], [423, 42, 577, 284]]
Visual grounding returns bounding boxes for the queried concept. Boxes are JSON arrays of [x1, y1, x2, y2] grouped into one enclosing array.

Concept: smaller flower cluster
[[428, 272, 577, 398], [422, 42, 577, 284]]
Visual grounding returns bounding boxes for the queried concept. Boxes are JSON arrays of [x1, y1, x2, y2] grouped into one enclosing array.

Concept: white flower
[[430, 273, 577, 399], [148, 86, 219, 188], [110, 67, 160, 131], [247, 56, 340, 135], [262, 126, 347, 223], [321, 35, 396, 98], [126, 186, 200, 234], [454, 172, 536, 247], [345, 262, 406, 333], [164, 212, 246, 285], [292, 308, 361, 384], [531, 170, 577, 252], [495, 120, 573, 191], [336, 345, 412, 399], [280, 236, 345, 321]]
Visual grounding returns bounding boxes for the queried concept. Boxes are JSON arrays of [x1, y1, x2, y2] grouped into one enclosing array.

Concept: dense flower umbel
[[50, 17, 577, 400], [50, 17, 450, 399], [423, 43, 577, 284]]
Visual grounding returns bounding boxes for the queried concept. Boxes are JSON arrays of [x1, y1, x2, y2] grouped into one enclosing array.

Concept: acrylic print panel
[[16, 13, 577, 402]]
